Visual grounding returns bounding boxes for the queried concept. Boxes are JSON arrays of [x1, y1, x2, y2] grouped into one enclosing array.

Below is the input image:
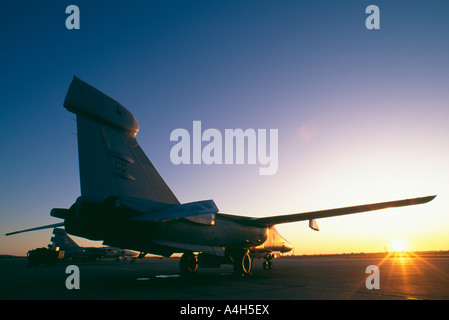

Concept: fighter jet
[[7, 77, 435, 276], [50, 228, 138, 261]]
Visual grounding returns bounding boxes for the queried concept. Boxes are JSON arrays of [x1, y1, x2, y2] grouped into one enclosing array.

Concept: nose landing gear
[[262, 253, 274, 270]]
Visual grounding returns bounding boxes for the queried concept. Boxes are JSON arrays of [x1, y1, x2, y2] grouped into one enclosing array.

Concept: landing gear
[[179, 252, 198, 274], [262, 260, 273, 270], [262, 253, 274, 270], [137, 252, 147, 259], [233, 251, 252, 276]]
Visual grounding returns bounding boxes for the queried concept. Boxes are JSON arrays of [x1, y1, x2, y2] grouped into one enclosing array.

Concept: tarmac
[[1, 253, 449, 301]]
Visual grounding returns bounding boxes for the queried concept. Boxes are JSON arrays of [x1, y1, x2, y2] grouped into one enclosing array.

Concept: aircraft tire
[[179, 252, 198, 274], [233, 251, 252, 276]]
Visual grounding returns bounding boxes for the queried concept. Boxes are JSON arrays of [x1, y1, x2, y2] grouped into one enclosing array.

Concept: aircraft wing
[[127, 199, 218, 222], [226, 195, 436, 228]]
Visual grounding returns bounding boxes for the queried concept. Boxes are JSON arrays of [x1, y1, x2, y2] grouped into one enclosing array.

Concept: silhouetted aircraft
[[50, 228, 138, 261], [7, 77, 436, 275]]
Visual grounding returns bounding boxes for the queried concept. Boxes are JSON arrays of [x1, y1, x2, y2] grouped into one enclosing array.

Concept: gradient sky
[[1, 1, 449, 256]]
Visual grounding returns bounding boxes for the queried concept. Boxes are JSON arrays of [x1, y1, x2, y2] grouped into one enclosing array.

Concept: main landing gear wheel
[[179, 252, 198, 274], [233, 251, 252, 276]]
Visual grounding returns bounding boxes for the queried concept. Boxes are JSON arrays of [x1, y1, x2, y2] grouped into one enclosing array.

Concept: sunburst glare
[[391, 239, 408, 252]]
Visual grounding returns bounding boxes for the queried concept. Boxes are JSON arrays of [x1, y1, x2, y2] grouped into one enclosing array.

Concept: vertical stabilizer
[[64, 77, 179, 204], [51, 228, 80, 250]]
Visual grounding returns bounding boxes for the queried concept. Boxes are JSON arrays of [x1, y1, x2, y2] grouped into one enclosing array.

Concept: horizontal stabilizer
[[5, 222, 64, 236], [235, 195, 436, 228], [128, 199, 219, 222]]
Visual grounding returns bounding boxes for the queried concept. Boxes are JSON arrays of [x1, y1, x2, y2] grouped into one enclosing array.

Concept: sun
[[391, 238, 408, 252]]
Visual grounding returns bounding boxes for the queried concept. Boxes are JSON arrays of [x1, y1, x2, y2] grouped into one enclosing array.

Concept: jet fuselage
[[61, 196, 291, 258]]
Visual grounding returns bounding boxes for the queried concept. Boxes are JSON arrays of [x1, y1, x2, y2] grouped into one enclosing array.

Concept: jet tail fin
[[64, 77, 179, 205], [51, 228, 80, 250]]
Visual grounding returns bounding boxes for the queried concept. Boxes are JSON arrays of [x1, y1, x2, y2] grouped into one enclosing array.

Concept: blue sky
[[1, 1, 449, 255]]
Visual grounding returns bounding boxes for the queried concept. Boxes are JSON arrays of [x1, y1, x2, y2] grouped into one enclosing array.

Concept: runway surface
[[1, 255, 449, 300]]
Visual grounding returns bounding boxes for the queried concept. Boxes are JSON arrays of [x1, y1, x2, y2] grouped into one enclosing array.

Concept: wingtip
[[419, 195, 437, 204]]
